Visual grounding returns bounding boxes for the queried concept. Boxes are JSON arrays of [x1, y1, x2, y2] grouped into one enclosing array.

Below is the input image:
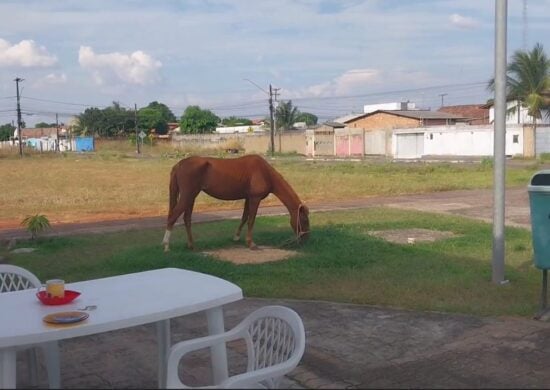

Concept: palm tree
[[488, 43, 550, 128], [275, 100, 300, 132]]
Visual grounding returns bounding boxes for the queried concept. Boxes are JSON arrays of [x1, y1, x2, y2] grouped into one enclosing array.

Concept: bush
[[21, 214, 51, 239]]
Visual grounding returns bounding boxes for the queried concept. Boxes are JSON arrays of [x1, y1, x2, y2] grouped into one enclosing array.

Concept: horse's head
[[291, 204, 310, 243]]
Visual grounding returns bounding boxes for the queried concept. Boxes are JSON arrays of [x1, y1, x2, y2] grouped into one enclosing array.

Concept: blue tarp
[[74, 137, 94, 152]]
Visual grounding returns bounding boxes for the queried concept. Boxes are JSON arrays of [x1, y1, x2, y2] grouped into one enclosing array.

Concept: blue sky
[[0, 0, 549, 126]]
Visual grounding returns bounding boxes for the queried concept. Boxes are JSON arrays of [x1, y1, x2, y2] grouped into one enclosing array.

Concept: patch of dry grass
[[0, 141, 538, 227]]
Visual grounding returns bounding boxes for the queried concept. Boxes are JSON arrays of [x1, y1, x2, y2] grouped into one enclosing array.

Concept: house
[[482, 100, 550, 157], [14, 127, 66, 140], [215, 125, 263, 134], [364, 101, 418, 113], [337, 109, 468, 130], [483, 100, 550, 125], [305, 121, 345, 156], [437, 104, 489, 125]]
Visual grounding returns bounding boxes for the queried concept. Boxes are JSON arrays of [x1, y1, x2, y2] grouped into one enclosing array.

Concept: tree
[[138, 107, 166, 135], [275, 100, 299, 131], [221, 116, 253, 127], [34, 122, 57, 128], [488, 43, 550, 129], [179, 106, 220, 134], [76, 102, 134, 137], [0, 123, 15, 141], [296, 112, 318, 126], [137, 102, 177, 135]]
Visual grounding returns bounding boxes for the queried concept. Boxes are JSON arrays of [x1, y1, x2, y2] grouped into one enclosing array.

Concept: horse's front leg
[[246, 198, 261, 250], [234, 199, 249, 242]]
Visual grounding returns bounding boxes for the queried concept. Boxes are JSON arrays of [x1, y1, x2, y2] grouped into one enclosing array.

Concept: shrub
[[21, 214, 51, 239]]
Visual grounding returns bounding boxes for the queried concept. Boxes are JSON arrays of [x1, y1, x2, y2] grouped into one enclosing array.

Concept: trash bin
[[528, 170, 550, 270]]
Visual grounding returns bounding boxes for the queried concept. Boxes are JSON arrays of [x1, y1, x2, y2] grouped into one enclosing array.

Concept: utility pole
[[135, 103, 140, 154], [438, 93, 448, 107], [14, 77, 24, 157], [272, 87, 281, 153], [269, 85, 275, 156], [243, 78, 275, 156], [55, 113, 60, 152]]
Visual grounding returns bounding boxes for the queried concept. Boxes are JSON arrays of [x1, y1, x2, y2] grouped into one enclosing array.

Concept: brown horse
[[162, 154, 310, 251]]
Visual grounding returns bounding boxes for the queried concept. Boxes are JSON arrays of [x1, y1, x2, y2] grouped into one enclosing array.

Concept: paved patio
[[14, 297, 550, 389]]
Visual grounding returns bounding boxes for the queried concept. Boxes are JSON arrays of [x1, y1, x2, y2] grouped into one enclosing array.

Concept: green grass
[[4, 208, 540, 318]]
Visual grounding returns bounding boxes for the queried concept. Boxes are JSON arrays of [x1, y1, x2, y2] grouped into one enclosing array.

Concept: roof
[[437, 105, 489, 124], [337, 110, 467, 123], [333, 113, 365, 123], [322, 121, 346, 128], [19, 127, 65, 138]]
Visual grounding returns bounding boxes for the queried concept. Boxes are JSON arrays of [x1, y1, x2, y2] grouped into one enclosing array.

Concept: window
[[513, 135, 519, 144]]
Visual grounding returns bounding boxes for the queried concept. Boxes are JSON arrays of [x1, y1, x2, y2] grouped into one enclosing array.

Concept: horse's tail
[[168, 165, 179, 214]]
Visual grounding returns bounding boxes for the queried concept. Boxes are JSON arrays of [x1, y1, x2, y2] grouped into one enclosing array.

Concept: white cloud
[[449, 13, 479, 29], [287, 69, 381, 98], [44, 73, 67, 84], [0, 38, 57, 67], [78, 46, 162, 86]]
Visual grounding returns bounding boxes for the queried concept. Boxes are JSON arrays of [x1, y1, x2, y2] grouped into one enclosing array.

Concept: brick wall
[[347, 112, 418, 130]]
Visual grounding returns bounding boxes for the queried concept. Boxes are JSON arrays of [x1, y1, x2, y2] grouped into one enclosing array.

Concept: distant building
[[14, 127, 67, 140], [483, 100, 550, 125], [336, 110, 467, 130], [437, 104, 489, 125], [363, 101, 418, 113], [215, 125, 263, 134]]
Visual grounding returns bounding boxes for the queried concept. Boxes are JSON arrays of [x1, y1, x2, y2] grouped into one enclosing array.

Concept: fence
[[171, 131, 306, 155]]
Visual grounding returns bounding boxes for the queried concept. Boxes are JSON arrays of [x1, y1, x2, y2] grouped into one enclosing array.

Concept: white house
[[487, 100, 550, 125], [363, 101, 418, 114], [215, 125, 263, 134]]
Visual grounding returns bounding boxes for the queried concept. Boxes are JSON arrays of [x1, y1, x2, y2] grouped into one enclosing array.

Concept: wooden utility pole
[[135, 103, 140, 154], [15, 77, 23, 157], [55, 113, 60, 152], [269, 85, 275, 156]]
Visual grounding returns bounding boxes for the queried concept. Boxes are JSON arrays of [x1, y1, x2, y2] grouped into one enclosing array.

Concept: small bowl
[[36, 290, 81, 305]]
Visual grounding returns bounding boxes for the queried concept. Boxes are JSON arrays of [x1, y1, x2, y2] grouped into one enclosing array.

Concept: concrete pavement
[[15, 298, 550, 389]]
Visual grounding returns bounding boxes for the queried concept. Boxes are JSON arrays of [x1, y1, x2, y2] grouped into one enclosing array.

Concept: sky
[[1, 0, 549, 127]]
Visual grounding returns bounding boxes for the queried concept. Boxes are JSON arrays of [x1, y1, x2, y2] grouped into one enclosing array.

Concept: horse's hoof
[[249, 244, 259, 251], [233, 235, 240, 242]]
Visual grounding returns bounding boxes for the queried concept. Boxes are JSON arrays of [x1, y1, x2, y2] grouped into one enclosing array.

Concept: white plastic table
[[0, 267, 243, 389]]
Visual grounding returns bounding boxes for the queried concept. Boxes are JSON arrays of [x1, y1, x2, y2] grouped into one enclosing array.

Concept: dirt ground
[[203, 246, 298, 264]]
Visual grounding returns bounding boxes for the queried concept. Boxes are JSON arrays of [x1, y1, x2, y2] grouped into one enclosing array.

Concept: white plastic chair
[[166, 305, 306, 389], [0, 265, 61, 389]]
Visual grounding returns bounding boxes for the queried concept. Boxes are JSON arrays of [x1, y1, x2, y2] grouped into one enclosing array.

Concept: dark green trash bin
[[528, 170, 550, 270]]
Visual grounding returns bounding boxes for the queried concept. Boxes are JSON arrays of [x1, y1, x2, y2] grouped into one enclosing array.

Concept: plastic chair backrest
[[0, 264, 41, 293]]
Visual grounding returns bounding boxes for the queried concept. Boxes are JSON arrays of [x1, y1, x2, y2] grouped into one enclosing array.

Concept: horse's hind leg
[[182, 201, 196, 250], [234, 199, 249, 242], [163, 201, 186, 252]]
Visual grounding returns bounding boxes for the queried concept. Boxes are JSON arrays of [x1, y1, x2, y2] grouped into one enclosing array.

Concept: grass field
[[0, 140, 543, 227], [5, 208, 540, 318]]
